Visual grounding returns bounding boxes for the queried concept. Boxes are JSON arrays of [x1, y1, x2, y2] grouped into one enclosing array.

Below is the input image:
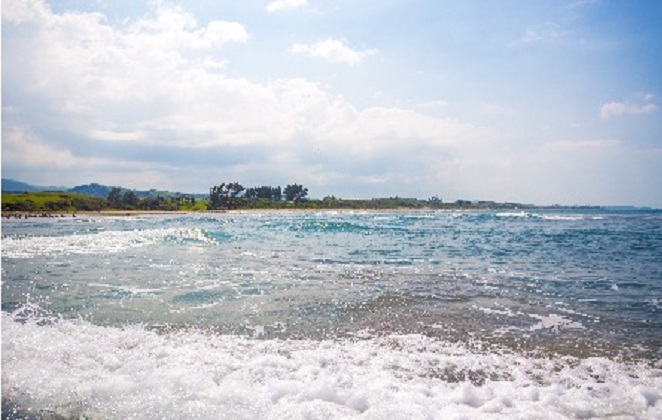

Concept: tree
[[209, 182, 245, 209], [428, 196, 442, 207], [209, 184, 223, 209], [107, 187, 123, 208], [245, 185, 282, 201], [122, 190, 140, 209], [283, 184, 308, 203]]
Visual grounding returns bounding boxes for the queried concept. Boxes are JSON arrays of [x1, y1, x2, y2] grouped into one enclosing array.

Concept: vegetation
[[71, 182, 207, 200], [283, 184, 308, 203], [2, 179, 532, 215], [2, 189, 205, 214], [244, 186, 282, 201], [104, 187, 204, 211], [209, 182, 245, 210], [2, 192, 107, 212], [70, 183, 114, 198], [209, 182, 310, 210], [207, 181, 529, 211]]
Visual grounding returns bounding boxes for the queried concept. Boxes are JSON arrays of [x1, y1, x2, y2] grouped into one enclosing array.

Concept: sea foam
[[1, 227, 215, 258], [3, 312, 661, 420]]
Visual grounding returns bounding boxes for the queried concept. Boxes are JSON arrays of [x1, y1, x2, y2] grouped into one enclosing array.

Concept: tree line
[[207, 182, 461, 211], [3, 183, 533, 214], [209, 182, 308, 210], [106, 187, 202, 211]]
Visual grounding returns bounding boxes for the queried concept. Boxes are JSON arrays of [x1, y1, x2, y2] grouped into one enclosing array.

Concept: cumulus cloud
[[124, 5, 249, 50], [3, 125, 80, 168], [266, 0, 307, 13], [290, 38, 376, 65], [4, 0, 662, 207], [2, 0, 52, 23], [600, 100, 658, 119], [2, 0, 473, 194]]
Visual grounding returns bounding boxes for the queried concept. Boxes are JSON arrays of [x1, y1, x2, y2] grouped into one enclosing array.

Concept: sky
[[2, 0, 662, 206]]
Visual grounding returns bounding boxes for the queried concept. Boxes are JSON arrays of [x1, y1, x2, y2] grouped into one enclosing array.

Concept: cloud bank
[[2, 0, 470, 196], [290, 38, 377, 66], [600, 100, 658, 119], [3, 0, 662, 207]]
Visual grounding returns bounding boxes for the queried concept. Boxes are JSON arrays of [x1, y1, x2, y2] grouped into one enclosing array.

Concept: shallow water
[[2, 209, 662, 418]]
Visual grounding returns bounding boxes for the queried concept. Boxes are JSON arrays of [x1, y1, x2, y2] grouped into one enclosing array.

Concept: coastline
[[2, 210, 207, 218], [3, 208, 455, 218], [88, 210, 205, 216], [5, 205, 617, 219], [86, 208, 467, 216]]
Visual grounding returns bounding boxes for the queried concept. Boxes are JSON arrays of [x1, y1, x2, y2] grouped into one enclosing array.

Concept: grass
[[2, 192, 106, 212]]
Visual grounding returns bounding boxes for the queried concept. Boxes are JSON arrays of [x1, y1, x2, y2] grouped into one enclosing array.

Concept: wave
[[1, 227, 217, 258], [495, 212, 586, 221], [288, 220, 373, 234], [2, 311, 661, 419]]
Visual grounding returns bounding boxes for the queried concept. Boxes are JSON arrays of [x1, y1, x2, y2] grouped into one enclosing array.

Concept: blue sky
[[3, 0, 661, 206]]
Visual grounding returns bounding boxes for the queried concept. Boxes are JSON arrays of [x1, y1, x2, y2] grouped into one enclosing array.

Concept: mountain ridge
[[1, 179, 205, 199]]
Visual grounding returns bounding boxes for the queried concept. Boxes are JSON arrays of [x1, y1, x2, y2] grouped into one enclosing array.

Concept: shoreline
[[3, 208, 456, 218], [2, 210, 210, 218], [4, 205, 607, 219]]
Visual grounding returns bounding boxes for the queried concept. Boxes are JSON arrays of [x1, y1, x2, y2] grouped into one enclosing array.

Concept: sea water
[[2, 209, 661, 419]]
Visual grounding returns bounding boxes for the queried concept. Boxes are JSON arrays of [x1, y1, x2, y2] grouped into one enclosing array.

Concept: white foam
[[495, 212, 585, 221], [528, 313, 585, 331], [87, 282, 163, 296], [3, 312, 661, 419], [2, 228, 215, 258], [538, 214, 584, 221], [475, 305, 519, 317], [495, 211, 530, 218]]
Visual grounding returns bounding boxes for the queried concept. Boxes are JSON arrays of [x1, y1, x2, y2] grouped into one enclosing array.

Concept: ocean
[[2, 209, 661, 419]]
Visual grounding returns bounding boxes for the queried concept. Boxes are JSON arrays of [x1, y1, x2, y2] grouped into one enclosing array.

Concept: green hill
[[2, 191, 107, 212], [2, 179, 66, 193]]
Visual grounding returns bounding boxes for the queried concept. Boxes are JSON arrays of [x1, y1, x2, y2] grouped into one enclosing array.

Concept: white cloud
[[636, 92, 655, 102], [2, 0, 53, 23], [441, 138, 662, 206], [600, 101, 658, 119], [543, 139, 621, 153], [266, 0, 307, 13], [2, 0, 474, 194], [509, 22, 566, 47], [291, 38, 376, 65], [199, 21, 250, 46], [87, 129, 145, 142], [3, 125, 108, 169], [528, 139, 661, 206], [2, 121, 194, 190], [6, 1, 659, 206], [125, 5, 249, 50], [522, 24, 564, 45]]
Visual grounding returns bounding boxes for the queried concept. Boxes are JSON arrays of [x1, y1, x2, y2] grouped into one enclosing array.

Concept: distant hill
[[2, 178, 206, 199], [69, 183, 115, 198], [2, 179, 65, 193], [70, 183, 202, 199], [2, 179, 38, 192]]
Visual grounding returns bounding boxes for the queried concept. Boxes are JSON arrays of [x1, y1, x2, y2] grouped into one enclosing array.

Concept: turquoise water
[[2, 210, 662, 418]]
